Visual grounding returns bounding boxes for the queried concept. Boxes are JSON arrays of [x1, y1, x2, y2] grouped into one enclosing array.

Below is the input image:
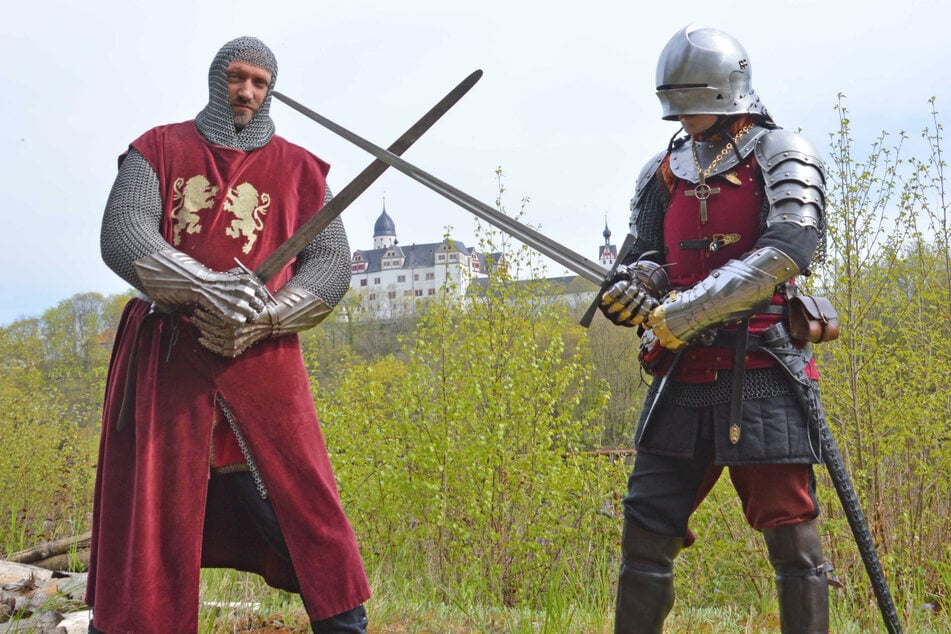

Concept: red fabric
[[659, 154, 818, 383], [86, 123, 369, 632], [684, 463, 818, 546]]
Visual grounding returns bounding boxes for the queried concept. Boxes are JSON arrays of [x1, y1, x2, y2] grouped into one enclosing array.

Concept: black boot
[[614, 520, 684, 634], [762, 520, 830, 633], [311, 604, 368, 633]]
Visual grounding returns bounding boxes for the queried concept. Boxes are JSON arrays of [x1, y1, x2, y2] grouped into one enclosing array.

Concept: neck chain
[[685, 122, 755, 223]]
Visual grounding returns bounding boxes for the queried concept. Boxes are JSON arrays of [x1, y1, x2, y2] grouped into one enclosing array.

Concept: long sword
[[253, 69, 483, 283], [271, 90, 612, 291]]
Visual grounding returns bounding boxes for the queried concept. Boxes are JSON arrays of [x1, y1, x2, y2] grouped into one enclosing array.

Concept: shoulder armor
[[669, 125, 769, 182], [629, 151, 667, 227], [754, 129, 825, 229]]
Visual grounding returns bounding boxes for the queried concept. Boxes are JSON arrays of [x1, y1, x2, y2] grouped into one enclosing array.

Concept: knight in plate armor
[[600, 24, 831, 633]]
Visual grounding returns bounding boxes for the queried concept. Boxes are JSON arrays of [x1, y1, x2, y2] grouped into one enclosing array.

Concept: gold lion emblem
[[224, 182, 271, 254], [170, 175, 219, 246]]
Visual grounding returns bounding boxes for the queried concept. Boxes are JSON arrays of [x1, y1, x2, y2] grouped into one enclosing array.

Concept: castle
[[348, 205, 618, 317]]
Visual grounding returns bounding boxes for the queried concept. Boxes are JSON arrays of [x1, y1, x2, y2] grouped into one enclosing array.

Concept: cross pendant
[[685, 174, 720, 223]]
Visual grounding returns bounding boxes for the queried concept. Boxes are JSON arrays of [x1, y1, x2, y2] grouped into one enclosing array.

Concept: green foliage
[[318, 192, 624, 614], [0, 291, 129, 555], [813, 95, 951, 626], [3, 100, 951, 632], [0, 381, 96, 556]]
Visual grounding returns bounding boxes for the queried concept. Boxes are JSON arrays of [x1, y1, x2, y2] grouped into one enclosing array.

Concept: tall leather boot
[[614, 520, 684, 634], [311, 604, 368, 633], [762, 520, 830, 634]]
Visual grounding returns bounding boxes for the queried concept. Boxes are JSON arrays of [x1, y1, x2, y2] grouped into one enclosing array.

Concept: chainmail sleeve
[[100, 149, 172, 292], [627, 174, 670, 266], [287, 186, 352, 307]]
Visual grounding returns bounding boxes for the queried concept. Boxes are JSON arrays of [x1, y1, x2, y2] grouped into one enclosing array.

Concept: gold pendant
[[724, 171, 741, 186], [729, 424, 741, 444]]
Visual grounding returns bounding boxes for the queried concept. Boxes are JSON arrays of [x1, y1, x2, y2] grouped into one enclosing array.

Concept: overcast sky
[[3, 0, 949, 325]]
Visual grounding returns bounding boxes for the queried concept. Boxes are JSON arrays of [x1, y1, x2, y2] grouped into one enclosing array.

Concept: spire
[[373, 197, 398, 249], [603, 216, 612, 244]]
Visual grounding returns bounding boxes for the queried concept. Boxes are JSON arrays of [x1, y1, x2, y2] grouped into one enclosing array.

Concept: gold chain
[[690, 123, 755, 177]]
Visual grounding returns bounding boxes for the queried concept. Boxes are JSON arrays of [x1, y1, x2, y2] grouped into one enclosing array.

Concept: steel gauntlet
[[133, 249, 268, 323], [192, 284, 332, 358], [648, 246, 798, 351], [600, 259, 670, 327]]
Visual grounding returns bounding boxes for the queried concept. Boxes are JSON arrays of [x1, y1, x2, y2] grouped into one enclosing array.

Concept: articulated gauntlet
[[191, 284, 332, 358], [599, 259, 670, 327], [648, 246, 798, 352], [133, 249, 268, 324]]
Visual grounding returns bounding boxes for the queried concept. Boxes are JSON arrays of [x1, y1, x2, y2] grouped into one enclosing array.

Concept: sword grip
[[580, 232, 638, 328]]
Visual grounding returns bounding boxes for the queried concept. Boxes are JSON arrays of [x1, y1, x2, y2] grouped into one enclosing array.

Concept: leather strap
[[728, 319, 750, 445]]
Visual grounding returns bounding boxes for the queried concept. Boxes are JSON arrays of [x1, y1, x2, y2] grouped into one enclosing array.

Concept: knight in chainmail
[[600, 25, 832, 633], [87, 37, 369, 634]]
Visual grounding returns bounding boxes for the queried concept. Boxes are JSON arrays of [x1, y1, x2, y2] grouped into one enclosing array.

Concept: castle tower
[[373, 203, 397, 249], [598, 218, 618, 268]]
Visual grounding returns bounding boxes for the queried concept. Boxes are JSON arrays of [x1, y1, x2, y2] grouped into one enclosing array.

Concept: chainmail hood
[[195, 36, 278, 151]]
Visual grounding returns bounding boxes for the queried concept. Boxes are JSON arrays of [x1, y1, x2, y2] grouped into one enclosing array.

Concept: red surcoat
[[658, 153, 818, 383], [86, 122, 370, 632]]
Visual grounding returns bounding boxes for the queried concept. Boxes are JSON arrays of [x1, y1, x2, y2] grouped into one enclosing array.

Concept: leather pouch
[[788, 295, 840, 343]]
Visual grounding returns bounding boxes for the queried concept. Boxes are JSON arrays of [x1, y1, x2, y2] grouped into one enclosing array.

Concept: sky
[[3, 0, 950, 325]]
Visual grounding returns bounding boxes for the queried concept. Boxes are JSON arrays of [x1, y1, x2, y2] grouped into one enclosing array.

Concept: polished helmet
[[655, 24, 767, 120]]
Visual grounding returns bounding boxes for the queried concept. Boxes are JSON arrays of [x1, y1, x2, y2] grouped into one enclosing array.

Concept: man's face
[[226, 60, 272, 131]]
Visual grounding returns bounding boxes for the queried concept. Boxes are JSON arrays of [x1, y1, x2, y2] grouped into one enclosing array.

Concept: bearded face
[[225, 60, 272, 132]]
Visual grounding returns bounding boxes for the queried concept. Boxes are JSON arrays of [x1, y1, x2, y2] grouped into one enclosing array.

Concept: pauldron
[[754, 129, 825, 230]]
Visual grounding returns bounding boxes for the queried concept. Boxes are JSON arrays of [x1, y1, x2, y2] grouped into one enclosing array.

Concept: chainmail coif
[[195, 36, 278, 151]]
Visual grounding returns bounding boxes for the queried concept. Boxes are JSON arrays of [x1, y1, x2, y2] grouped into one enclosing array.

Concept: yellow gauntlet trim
[[648, 304, 689, 352]]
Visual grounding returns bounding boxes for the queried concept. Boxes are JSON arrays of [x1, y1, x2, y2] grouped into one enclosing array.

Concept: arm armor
[[100, 149, 173, 292], [192, 284, 332, 357], [649, 246, 799, 351], [133, 249, 267, 323], [754, 129, 825, 230], [286, 186, 352, 308], [625, 151, 670, 265]]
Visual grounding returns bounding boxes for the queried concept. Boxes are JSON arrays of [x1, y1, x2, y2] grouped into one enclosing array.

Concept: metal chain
[[690, 123, 755, 177]]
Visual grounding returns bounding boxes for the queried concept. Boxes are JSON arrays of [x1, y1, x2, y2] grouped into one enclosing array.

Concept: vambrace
[[648, 246, 799, 351], [133, 249, 267, 324], [192, 284, 332, 357]]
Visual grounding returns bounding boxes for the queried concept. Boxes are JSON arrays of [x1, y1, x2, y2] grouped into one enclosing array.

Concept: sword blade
[[272, 90, 609, 286], [254, 69, 483, 283]]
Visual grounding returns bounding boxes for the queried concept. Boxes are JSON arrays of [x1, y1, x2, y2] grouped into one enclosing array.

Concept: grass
[[192, 565, 951, 633]]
